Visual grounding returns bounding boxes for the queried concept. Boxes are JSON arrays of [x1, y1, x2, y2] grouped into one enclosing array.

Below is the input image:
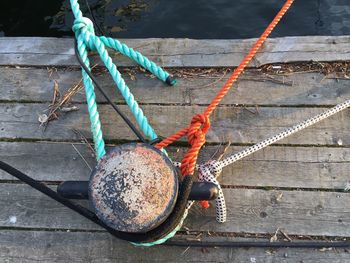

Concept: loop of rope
[[172, 160, 226, 222], [72, 16, 95, 35], [181, 114, 210, 175], [71, 0, 174, 150], [198, 162, 226, 222]]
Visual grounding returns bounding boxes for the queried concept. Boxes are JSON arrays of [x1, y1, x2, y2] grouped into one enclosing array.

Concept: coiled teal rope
[[70, 0, 185, 246]]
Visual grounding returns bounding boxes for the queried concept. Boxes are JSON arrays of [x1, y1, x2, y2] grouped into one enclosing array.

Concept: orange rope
[[156, 0, 294, 180]]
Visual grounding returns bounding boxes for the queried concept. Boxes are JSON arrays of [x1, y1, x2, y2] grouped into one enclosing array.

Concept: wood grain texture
[[1, 142, 350, 189], [1, 103, 349, 146], [2, 36, 350, 260], [1, 36, 350, 67], [1, 183, 349, 237], [2, 67, 350, 106], [2, 230, 349, 263]]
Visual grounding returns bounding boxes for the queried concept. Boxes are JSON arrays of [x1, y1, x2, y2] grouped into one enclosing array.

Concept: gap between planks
[[1, 183, 350, 237], [1, 141, 350, 189], [1, 66, 350, 106], [2, 230, 350, 263], [1, 103, 350, 146]]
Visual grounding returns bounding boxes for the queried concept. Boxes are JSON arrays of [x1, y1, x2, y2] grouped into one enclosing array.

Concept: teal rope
[[71, 0, 174, 143], [75, 33, 106, 159], [100, 36, 176, 85], [70, 0, 184, 246]]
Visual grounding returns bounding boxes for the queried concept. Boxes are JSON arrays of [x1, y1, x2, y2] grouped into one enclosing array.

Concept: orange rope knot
[[156, 0, 295, 202], [187, 114, 210, 146], [180, 114, 210, 176]]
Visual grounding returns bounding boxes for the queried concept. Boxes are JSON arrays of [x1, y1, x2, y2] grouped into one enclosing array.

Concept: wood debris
[[261, 61, 350, 79], [40, 79, 83, 128]]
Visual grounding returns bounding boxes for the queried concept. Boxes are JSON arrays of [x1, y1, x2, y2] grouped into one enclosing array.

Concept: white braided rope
[[174, 99, 350, 224], [173, 161, 227, 223], [218, 99, 350, 169], [198, 161, 226, 222]]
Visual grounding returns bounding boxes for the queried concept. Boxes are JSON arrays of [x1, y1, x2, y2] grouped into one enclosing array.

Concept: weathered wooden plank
[[1, 103, 349, 146], [2, 230, 348, 263], [2, 67, 350, 106], [1, 36, 350, 67], [1, 183, 349, 237], [1, 142, 350, 189]]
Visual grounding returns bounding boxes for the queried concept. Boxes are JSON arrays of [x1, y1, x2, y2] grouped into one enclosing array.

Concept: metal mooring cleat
[[89, 143, 178, 233], [57, 143, 220, 234]]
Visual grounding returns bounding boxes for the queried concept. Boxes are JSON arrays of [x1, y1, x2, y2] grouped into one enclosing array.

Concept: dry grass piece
[[72, 129, 96, 158], [260, 61, 350, 78], [41, 79, 83, 128]]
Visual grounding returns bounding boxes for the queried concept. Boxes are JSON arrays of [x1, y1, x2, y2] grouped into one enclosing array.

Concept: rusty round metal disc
[[89, 143, 178, 233]]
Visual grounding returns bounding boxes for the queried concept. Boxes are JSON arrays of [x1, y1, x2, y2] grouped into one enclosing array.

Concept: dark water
[[1, 0, 350, 39]]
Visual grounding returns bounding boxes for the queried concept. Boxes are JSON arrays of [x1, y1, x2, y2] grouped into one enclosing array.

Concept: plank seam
[[1, 137, 349, 148], [0, 180, 348, 193], [1, 100, 348, 108], [1, 227, 349, 241]]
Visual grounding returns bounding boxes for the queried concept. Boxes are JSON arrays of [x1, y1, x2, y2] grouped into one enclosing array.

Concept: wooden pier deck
[[1, 36, 350, 262]]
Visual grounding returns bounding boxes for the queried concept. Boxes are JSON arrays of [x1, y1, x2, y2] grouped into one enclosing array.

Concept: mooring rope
[[70, 0, 294, 245], [1, 0, 349, 248], [155, 0, 295, 211], [70, 0, 185, 246], [70, 0, 175, 160]]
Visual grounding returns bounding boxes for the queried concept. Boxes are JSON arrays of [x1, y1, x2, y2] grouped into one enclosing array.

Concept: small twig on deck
[[280, 229, 292, 242], [187, 69, 230, 89], [170, 68, 230, 80], [181, 246, 191, 255], [241, 74, 293, 86], [217, 141, 232, 161], [243, 106, 259, 115], [47, 67, 58, 80], [41, 79, 83, 128], [41, 64, 100, 129], [210, 141, 223, 160], [255, 105, 260, 115], [72, 129, 96, 158], [324, 76, 350, 81], [71, 143, 92, 171]]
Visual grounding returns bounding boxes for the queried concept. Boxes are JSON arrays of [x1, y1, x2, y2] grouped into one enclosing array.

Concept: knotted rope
[[70, 0, 175, 160], [70, 0, 294, 245], [156, 0, 295, 209], [70, 0, 184, 246]]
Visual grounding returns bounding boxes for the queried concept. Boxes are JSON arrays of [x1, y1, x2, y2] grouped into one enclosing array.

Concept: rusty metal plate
[[89, 143, 178, 233]]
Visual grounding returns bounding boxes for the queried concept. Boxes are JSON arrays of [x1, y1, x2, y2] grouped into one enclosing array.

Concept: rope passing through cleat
[[70, 0, 295, 245], [70, 0, 195, 246], [3, 0, 350, 249], [0, 0, 305, 248]]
